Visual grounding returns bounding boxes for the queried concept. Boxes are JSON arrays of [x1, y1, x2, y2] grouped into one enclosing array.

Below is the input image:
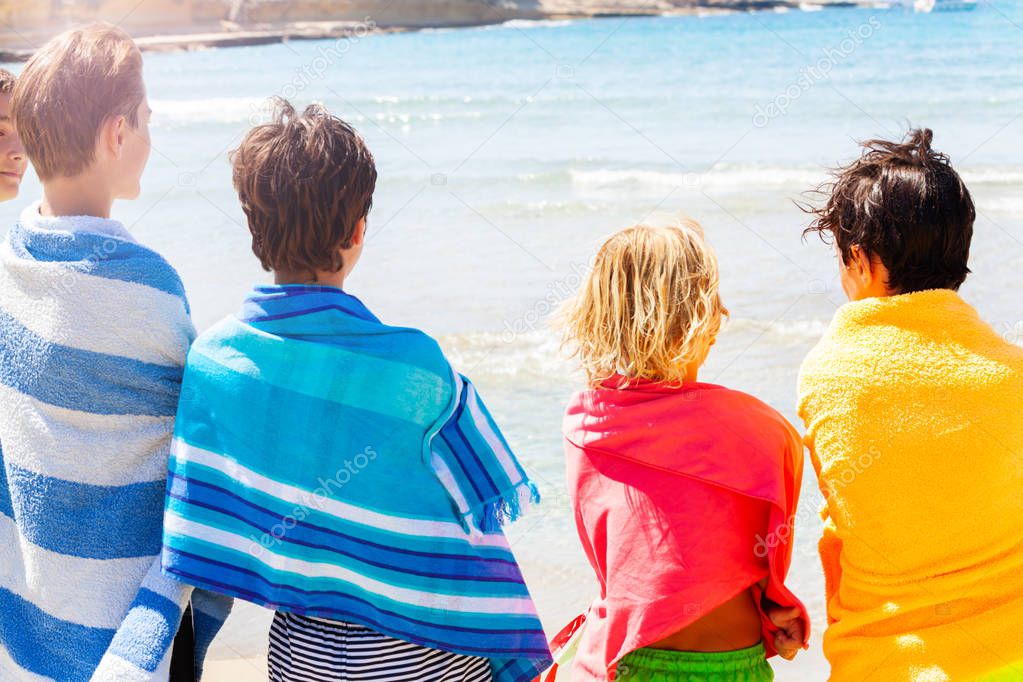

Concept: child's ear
[[351, 217, 367, 247], [100, 115, 127, 160], [848, 245, 873, 285]]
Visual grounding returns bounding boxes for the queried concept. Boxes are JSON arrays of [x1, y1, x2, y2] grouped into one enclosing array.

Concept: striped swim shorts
[[268, 611, 494, 681]]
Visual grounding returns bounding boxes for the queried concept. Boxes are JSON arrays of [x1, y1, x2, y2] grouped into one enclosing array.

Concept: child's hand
[[766, 606, 804, 661]]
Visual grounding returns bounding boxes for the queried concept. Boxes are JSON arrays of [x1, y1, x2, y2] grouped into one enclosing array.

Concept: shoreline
[[1, 1, 876, 63]]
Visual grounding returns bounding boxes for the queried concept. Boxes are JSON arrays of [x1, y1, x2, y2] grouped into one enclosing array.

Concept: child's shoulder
[[371, 322, 452, 377], [101, 240, 189, 307], [193, 314, 453, 381], [710, 384, 801, 445], [189, 316, 238, 347], [701, 382, 777, 413], [9, 218, 189, 309]]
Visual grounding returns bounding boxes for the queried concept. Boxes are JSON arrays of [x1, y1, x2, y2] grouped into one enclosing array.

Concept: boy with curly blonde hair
[[550, 220, 808, 681]]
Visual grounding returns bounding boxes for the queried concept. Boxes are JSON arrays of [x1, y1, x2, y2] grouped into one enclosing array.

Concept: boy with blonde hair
[[549, 220, 808, 681], [0, 24, 227, 681]]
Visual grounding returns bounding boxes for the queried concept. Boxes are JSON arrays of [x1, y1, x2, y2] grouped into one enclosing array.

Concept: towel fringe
[[474, 480, 541, 534]]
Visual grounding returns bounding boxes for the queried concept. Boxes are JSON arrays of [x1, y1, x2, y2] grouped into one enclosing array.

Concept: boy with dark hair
[[798, 129, 1023, 681], [0, 24, 227, 681], [804, 128, 974, 298], [161, 98, 551, 682], [0, 68, 27, 201]]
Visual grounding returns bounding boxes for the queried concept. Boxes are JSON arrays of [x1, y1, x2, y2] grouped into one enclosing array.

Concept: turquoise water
[[3, 4, 1023, 677]]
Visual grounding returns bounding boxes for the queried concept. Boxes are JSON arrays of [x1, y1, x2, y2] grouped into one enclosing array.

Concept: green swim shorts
[[616, 642, 774, 682]]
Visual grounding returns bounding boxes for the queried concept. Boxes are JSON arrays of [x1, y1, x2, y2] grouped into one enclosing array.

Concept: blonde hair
[[559, 219, 726, 387], [11, 23, 144, 180]]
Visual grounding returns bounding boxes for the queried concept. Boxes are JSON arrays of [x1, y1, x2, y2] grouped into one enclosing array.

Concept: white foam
[[498, 19, 576, 29], [367, 110, 483, 124], [979, 196, 1023, 214], [570, 166, 824, 191], [439, 317, 829, 384], [570, 165, 1023, 192], [961, 168, 1023, 185], [150, 97, 274, 125], [725, 317, 831, 339]]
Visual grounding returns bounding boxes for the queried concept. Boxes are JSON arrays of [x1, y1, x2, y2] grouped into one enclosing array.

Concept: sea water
[[3, 3, 1022, 677]]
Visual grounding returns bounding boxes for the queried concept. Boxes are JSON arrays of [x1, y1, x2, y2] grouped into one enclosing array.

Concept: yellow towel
[[798, 289, 1023, 682]]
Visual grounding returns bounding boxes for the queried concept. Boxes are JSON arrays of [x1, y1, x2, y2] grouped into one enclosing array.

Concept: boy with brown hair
[[0, 24, 227, 681], [161, 98, 551, 682], [0, 68, 27, 201]]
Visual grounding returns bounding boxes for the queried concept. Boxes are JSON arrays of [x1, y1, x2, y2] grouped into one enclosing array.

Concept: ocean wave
[[368, 93, 505, 105], [439, 330, 574, 383], [439, 317, 829, 378], [724, 317, 831, 339], [496, 19, 577, 29], [151, 97, 267, 125], [492, 199, 605, 217], [980, 196, 1023, 214], [364, 111, 484, 124], [152, 95, 496, 126], [570, 166, 825, 191], [960, 168, 1023, 185], [570, 165, 1023, 192]]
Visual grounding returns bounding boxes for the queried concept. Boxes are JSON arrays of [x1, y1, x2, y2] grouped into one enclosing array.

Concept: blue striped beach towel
[[0, 203, 230, 681], [162, 284, 552, 682]]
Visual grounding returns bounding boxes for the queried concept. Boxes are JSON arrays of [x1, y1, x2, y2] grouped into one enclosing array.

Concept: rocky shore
[[1, 0, 876, 62]]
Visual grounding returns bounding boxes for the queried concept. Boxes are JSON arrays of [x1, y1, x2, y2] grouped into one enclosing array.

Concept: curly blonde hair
[[559, 219, 726, 388]]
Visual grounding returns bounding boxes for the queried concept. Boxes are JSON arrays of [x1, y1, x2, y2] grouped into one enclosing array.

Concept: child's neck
[[41, 174, 114, 219], [274, 269, 347, 290]]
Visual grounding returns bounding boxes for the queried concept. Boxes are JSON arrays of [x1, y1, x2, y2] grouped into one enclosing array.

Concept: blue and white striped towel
[[163, 284, 552, 682], [0, 203, 230, 681]]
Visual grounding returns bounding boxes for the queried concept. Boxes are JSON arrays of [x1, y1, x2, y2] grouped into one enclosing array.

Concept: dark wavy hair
[[231, 98, 377, 274], [801, 128, 975, 293]]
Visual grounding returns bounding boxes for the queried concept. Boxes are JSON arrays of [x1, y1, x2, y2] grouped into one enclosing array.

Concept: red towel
[[560, 376, 809, 680]]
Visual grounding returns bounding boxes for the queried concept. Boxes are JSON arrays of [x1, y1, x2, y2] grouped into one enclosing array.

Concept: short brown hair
[[232, 98, 377, 274], [11, 23, 145, 180], [0, 69, 15, 95], [802, 128, 974, 294]]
